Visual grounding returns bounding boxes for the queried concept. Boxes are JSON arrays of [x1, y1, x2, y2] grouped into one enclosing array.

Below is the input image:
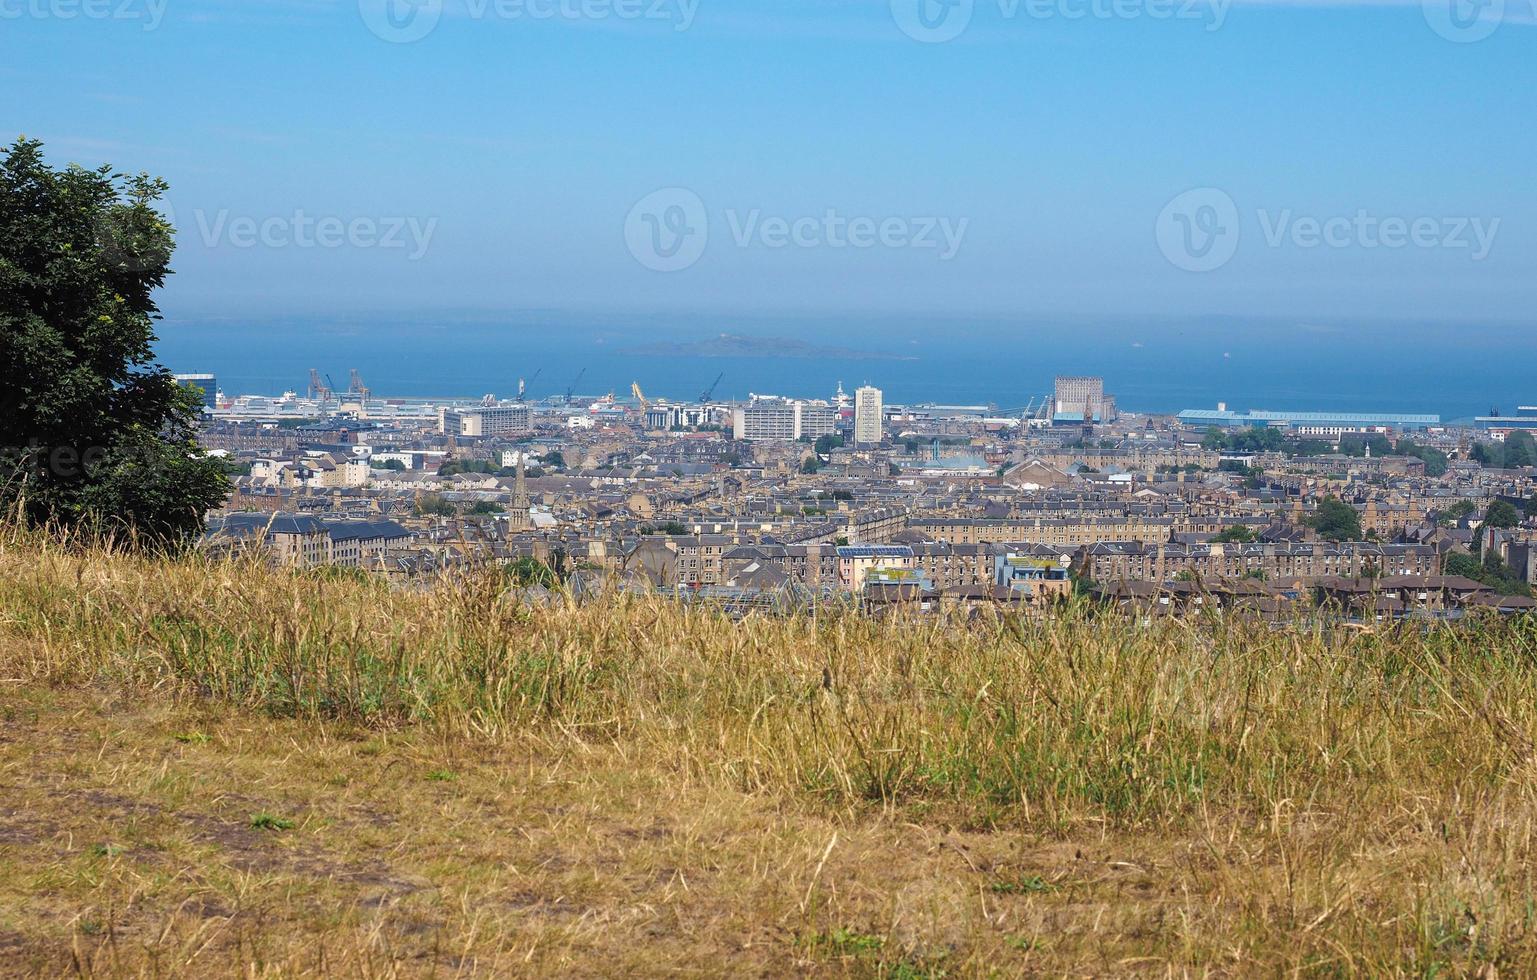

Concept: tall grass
[[5, 523, 1537, 835]]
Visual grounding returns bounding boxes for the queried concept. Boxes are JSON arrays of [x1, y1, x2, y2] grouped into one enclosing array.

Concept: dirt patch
[[0, 807, 44, 846]]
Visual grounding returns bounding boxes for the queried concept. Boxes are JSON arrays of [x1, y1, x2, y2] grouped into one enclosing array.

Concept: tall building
[[854, 385, 883, 445], [174, 373, 218, 409], [1052, 377, 1116, 425]]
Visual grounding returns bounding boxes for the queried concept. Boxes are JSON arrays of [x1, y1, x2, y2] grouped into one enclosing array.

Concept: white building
[[732, 398, 838, 442], [854, 385, 883, 445], [439, 404, 532, 437]]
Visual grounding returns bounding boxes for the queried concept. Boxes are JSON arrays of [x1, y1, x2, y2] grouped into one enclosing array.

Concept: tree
[[1290, 438, 1333, 458], [1483, 499, 1522, 529], [438, 459, 497, 477], [1339, 434, 1393, 458], [1438, 499, 1477, 526], [1, 138, 228, 546], [1398, 440, 1449, 477], [1212, 525, 1257, 543], [1505, 431, 1537, 469], [1471, 441, 1504, 468], [1444, 551, 1482, 580], [1227, 427, 1283, 453], [505, 556, 558, 588], [413, 493, 455, 517], [1309, 496, 1363, 542], [814, 434, 845, 455], [641, 521, 688, 536], [1445, 548, 1531, 597]]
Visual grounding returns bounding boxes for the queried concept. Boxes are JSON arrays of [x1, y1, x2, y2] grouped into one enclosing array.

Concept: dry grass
[[4, 528, 1537, 975]]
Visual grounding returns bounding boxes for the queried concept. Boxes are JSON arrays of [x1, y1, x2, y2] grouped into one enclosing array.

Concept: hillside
[[3, 530, 1537, 975]]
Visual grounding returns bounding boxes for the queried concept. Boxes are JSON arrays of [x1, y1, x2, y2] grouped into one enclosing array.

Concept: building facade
[[854, 386, 883, 445], [732, 399, 838, 442], [440, 405, 533, 437]]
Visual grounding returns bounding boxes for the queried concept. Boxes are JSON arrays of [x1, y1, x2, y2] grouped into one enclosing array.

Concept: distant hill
[[620, 333, 916, 361]]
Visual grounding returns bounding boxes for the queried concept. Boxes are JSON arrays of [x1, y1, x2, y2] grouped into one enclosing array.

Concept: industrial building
[[1177, 408, 1441, 431], [1476, 407, 1537, 433], [1052, 376, 1117, 425]]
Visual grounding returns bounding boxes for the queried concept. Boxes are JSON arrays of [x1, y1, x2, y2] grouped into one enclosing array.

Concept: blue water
[[152, 311, 1536, 421]]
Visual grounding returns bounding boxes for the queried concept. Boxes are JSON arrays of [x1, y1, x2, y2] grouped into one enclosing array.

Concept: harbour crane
[[631, 381, 649, 414], [699, 372, 724, 403], [347, 369, 370, 403], [564, 368, 586, 404], [307, 369, 333, 404], [516, 368, 543, 402]]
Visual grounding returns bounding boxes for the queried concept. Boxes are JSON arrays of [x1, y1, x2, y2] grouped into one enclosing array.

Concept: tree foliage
[[1438, 499, 1477, 526], [1203, 426, 1284, 453], [505, 556, 558, 588], [1212, 525, 1258, 543], [1483, 499, 1522, 530], [1472, 432, 1537, 470], [1445, 549, 1532, 596], [1397, 440, 1449, 477], [1309, 496, 1363, 542], [414, 493, 456, 517], [0, 138, 227, 546]]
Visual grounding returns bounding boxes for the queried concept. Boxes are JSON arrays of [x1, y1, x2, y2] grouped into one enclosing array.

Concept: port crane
[[516, 368, 542, 402], [564, 368, 586, 405], [699, 372, 724, 403], [307, 369, 333, 404], [631, 382, 649, 414], [347, 369, 370, 403]]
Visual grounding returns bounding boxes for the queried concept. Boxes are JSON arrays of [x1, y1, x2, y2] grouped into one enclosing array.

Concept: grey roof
[[327, 520, 412, 543]]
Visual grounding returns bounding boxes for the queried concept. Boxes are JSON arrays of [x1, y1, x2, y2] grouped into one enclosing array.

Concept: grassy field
[[4, 530, 1537, 976]]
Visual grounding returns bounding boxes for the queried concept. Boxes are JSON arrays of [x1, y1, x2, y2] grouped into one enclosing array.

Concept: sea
[[152, 311, 1536, 422]]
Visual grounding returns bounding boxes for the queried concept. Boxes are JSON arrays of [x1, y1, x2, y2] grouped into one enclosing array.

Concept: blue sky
[[6, 0, 1536, 323]]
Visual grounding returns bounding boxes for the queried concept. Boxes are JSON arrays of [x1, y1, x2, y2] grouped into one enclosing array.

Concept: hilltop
[[3, 530, 1537, 976]]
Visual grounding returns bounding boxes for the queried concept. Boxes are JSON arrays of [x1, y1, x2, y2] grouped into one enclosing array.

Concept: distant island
[[620, 334, 916, 361]]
